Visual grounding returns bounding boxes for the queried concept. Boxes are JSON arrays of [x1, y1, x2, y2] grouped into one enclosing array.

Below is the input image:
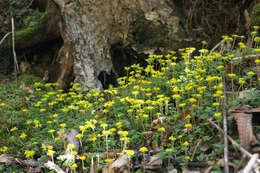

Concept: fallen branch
[[207, 119, 260, 165], [232, 54, 260, 61], [243, 154, 259, 173], [0, 32, 11, 45], [44, 161, 65, 173]]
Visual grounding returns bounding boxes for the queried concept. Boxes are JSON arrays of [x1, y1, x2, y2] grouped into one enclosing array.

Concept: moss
[[1, 0, 51, 49], [251, 3, 260, 26]]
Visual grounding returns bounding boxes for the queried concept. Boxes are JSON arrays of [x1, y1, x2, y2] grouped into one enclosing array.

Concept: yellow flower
[[202, 41, 207, 45], [60, 123, 66, 128], [109, 128, 116, 132], [239, 78, 245, 84], [166, 148, 173, 152], [26, 120, 32, 125], [184, 123, 192, 128], [42, 145, 47, 151], [47, 150, 55, 156], [20, 133, 27, 139], [76, 134, 83, 139], [216, 65, 224, 69], [0, 103, 5, 107], [54, 137, 60, 142], [40, 108, 46, 112], [183, 141, 189, 146], [185, 156, 190, 160], [169, 136, 176, 141], [102, 130, 112, 136], [48, 129, 55, 133], [71, 163, 77, 170], [179, 103, 186, 107], [52, 113, 59, 118], [125, 150, 135, 156], [172, 94, 181, 100], [247, 71, 255, 76], [101, 123, 108, 129], [186, 114, 191, 119], [116, 122, 122, 128], [24, 150, 35, 158], [214, 112, 222, 117], [158, 127, 165, 132], [79, 155, 86, 160], [132, 91, 139, 96], [212, 102, 220, 106], [0, 146, 8, 152], [139, 147, 148, 153], [105, 158, 113, 163], [67, 144, 75, 149], [11, 127, 18, 132], [71, 151, 77, 156], [188, 98, 196, 103], [22, 109, 28, 112], [255, 59, 260, 63], [34, 82, 41, 86], [227, 73, 236, 78]]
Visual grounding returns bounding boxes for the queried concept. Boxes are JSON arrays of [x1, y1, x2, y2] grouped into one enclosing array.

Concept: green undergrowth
[[0, 30, 260, 172]]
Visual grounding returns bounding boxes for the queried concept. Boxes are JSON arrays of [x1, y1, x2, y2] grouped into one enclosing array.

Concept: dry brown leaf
[[20, 82, 33, 93], [102, 154, 129, 173], [0, 154, 14, 163], [146, 155, 162, 169], [142, 131, 154, 136], [152, 117, 166, 127]]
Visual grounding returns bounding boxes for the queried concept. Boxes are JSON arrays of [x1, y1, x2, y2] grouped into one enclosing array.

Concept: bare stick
[[222, 77, 229, 173], [232, 54, 260, 61], [0, 32, 11, 45], [207, 119, 260, 165], [11, 17, 19, 84], [210, 39, 225, 54], [243, 154, 259, 173]]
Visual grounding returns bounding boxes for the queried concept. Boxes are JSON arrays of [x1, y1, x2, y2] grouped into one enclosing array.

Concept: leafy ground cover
[[0, 30, 260, 172]]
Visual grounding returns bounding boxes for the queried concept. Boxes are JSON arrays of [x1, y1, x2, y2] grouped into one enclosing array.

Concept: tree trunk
[[52, 0, 182, 91]]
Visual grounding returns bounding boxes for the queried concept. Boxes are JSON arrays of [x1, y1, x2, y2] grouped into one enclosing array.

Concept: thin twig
[[207, 119, 260, 165], [222, 77, 229, 173], [0, 32, 11, 45], [11, 17, 19, 85], [210, 39, 225, 54]]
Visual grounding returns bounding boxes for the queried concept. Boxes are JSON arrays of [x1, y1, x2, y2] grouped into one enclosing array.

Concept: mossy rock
[[251, 3, 260, 26]]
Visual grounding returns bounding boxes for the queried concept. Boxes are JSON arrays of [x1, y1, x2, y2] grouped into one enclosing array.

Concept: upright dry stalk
[[222, 76, 229, 173], [11, 17, 19, 84]]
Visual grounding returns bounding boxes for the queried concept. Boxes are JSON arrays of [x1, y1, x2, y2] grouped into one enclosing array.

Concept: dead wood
[[207, 119, 260, 165], [44, 161, 65, 173], [243, 154, 259, 173]]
